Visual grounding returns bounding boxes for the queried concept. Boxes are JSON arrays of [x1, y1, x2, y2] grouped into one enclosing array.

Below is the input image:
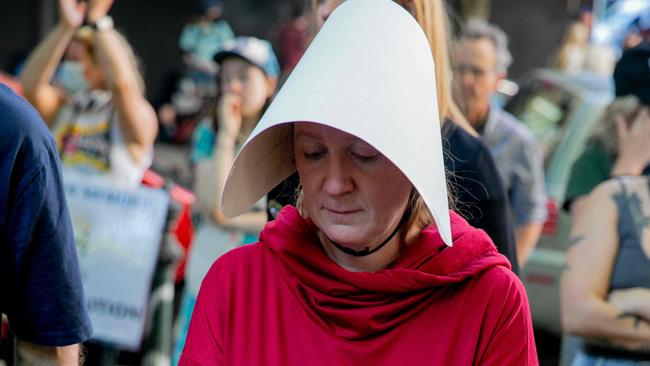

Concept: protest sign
[[64, 170, 169, 350]]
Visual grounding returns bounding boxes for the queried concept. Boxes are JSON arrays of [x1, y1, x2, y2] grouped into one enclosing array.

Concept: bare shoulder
[[618, 176, 650, 192], [591, 176, 649, 201], [591, 178, 624, 197]]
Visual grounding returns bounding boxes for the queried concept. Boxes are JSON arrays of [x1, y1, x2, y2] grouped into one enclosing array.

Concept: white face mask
[[57, 61, 89, 95]]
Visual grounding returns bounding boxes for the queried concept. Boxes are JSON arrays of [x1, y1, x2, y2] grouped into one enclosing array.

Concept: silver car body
[[503, 69, 613, 334]]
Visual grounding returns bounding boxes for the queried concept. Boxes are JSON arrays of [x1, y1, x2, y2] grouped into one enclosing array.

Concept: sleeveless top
[[51, 90, 152, 187], [609, 177, 650, 290]]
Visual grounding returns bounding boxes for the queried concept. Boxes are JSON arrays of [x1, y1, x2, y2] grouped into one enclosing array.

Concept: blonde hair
[[590, 95, 645, 157], [553, 21, 589, 72], [73, 26, 146, 94], [562, 22, 589, 46]]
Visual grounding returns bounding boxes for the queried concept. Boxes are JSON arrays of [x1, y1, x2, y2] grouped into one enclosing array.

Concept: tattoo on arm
[[584, 313, 650, 352], [618, 312, 645, 330], [568, 235, 586, 248], [562, 235, 586, 272]]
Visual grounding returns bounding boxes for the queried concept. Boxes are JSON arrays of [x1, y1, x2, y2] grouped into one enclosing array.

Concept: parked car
[[503, 69, 613, 335]]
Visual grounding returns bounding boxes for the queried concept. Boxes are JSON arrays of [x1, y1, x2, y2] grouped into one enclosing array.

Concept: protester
[[0, 84, 91, 365], [179, 0, 234, 88], [561, 97, 650, 364], [276, 0, 310, 77], [53, 36, 94, 96], [20, 0, 157, 187], [552, 21, 590, 75], [172, 36, 279, 364], [623, 14, 650, 49], [0, 71, 23, 96], [453, 19, 547, 267], [180, 1, 537, 364], [156, 0, 236, 143], [564, 42, 650, 214], [274, 0, 520, 273]]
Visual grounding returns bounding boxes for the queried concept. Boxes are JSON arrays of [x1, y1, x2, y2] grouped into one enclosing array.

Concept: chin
[[320, 224, 370, 248]]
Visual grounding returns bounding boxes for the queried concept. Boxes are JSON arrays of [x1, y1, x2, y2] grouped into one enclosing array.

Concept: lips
[[323, 207, 362, 215]]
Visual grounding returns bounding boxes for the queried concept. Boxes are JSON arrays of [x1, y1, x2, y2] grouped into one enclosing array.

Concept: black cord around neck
[[327, 202, 412, 257]]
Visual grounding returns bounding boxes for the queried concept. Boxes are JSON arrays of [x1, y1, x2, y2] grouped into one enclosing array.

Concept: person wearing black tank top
[[561, 98, 650, 364]]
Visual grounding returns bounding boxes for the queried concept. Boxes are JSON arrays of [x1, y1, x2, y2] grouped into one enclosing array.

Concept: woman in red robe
[[179, 0, 538, 364]]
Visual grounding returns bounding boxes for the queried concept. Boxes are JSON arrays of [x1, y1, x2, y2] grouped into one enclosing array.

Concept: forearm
[[515, 222, 543, 267], [610, 288, 650, 323], [21, 23, 74, 95], [565, 298, 650, 351], [16, 341, 82, 365], [94, 29, 157, 147], [20, 22, 72, 123], [195, 161, 263, 232], [201, 134, 265, 232], [208, 134, 235, 219], [211, 210, 266, 233], [112, 88, 158, 148]]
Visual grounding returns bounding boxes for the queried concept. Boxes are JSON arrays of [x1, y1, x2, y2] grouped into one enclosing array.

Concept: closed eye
[[352, 152, 379, 163], [304, 151, 326, 160]]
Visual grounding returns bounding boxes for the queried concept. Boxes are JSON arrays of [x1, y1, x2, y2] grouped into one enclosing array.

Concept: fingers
[[614, 113, 628, 142], [77, 1, 87, 17], [629, 107, 650, 134], [226, 95, 242, 117], [221, 93, 243, 106], [58, 0, 86, 28], [218, 93, 242, 117], [638, 107, 650, 133]]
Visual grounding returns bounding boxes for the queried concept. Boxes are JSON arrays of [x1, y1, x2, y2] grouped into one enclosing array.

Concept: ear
[[266, 77, 278, 97], [496, 71, 507, 82]]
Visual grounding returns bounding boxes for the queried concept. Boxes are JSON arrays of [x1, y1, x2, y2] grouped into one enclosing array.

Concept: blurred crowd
[[1, 0, 650, 365]]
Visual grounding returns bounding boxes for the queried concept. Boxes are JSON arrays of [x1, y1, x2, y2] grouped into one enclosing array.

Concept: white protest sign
[[63, 170, 169, 351]]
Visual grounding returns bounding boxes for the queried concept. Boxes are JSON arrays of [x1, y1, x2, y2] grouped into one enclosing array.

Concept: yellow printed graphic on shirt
[[56, 120, 112, 172]]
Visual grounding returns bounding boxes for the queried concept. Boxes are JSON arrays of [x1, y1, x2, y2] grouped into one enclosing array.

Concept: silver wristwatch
[[90, 16, 114, 32]]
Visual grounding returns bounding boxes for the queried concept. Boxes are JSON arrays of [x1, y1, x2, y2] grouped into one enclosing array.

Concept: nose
[[322, 155, 354, 197], [460, 68, 475, 87], [223, 78, 243, 95]]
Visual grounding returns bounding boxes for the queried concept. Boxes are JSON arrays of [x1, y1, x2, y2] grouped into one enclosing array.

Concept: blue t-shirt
[[0, 84, 92, 346]]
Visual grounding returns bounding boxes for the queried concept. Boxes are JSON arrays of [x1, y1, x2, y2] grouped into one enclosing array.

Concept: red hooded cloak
[[180, 206, 538, 365]]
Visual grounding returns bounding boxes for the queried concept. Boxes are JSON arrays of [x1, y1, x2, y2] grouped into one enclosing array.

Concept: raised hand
[[613, 107, 650, 176], [58, 0, 86, 30], [609, 287, 650, 319], [217, 93, 243, 142], [86, 0, 114, 23]]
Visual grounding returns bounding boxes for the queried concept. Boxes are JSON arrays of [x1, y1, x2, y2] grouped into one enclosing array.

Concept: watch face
[[95, 16, 114, 31]]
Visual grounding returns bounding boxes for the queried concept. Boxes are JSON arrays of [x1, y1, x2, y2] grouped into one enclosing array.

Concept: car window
[[505, 79, 575, 167]]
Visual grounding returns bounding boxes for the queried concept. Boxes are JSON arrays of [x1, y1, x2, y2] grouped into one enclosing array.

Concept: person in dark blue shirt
[[442, 119, 519, 275], [0, 84, 91, 364]]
